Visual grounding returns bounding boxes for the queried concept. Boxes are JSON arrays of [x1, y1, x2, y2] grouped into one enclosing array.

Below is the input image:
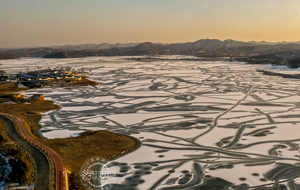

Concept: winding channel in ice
[[10, 57, 300, 189]]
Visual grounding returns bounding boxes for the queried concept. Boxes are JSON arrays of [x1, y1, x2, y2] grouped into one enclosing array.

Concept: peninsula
[[0, 69, 140, 189]]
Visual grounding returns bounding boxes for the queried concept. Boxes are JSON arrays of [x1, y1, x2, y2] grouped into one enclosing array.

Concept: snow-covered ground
[[2, 56, 300, 189]]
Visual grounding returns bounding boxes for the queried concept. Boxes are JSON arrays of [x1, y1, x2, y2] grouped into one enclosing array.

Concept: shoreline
[[256, 69, 300, 79], [0, 69, 141, 189]]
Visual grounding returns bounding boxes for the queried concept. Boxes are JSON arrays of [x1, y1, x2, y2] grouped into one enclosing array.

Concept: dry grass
[[44, 130, 140, 189], [0, 77, 139, 189], [0, 99, 60, 141], [45, 130, 139, 172], [0, 83, 28, 95], [0, 96, 139, 189]]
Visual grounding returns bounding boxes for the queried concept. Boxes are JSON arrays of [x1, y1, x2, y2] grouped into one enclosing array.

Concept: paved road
[[14, 115, 66, 190], [0, 114, 50, 190]]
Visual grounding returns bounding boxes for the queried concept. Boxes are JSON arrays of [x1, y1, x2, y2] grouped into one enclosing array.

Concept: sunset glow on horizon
[[1, 0, 300, 48]]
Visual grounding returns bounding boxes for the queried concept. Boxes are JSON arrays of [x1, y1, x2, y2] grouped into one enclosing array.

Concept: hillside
[[1, 39, 300, 60]]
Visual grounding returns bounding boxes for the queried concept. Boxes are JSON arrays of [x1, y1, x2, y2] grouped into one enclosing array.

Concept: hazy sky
[[1, 0, 300, 48]]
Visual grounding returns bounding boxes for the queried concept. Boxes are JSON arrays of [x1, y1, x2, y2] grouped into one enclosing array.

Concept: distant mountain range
[[1, 39, 300, 61], [49, 43, 139, 51]]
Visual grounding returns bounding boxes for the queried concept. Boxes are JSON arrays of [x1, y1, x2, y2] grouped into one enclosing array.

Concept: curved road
[[0, 113, 66, 190], [0, 115, 50, 190]]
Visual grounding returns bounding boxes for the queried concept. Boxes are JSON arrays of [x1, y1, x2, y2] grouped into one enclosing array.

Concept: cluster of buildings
[[0, 69, 82, 88]]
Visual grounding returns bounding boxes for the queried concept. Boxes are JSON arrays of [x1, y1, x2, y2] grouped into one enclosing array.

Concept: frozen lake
[[2, 56, 300, 189]]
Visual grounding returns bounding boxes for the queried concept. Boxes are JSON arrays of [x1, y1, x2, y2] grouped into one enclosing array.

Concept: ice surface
[[5, 56, 300, 189]]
